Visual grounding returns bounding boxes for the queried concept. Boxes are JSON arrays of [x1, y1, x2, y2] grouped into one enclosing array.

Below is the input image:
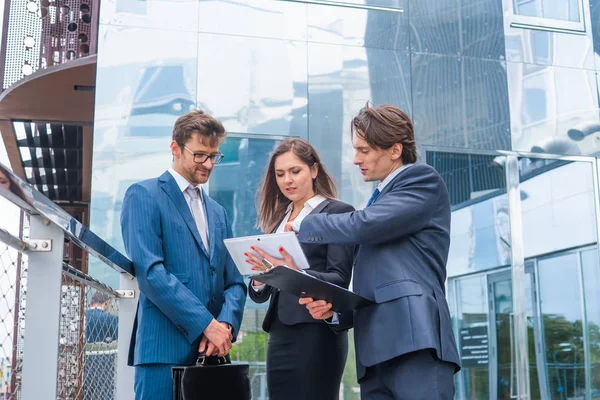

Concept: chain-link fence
[[57, 265, 119, 400], [0, 214, 119, 400], [0, 212, 28, 400]]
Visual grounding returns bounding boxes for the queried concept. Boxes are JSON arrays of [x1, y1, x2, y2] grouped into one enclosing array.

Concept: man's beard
[[183, 164, 209, 185]]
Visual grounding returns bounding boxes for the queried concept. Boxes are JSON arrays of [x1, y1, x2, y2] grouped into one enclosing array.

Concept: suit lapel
[[159, 172, 209, 258], [309, 199, 330, 215]]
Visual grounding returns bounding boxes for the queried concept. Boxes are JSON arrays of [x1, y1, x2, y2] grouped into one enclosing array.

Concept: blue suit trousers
[[135, 364, 175, 400], [360, 349, 455, 400]]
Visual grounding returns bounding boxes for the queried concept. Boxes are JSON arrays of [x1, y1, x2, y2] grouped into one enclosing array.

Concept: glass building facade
[[89, 0, 600, 398]]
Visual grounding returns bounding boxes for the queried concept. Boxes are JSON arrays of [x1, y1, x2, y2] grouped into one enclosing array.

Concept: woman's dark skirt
[[266, 314, 348, 400]]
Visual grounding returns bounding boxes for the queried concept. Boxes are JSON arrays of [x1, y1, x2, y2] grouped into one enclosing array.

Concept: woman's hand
[[245, 246, 298, 271]]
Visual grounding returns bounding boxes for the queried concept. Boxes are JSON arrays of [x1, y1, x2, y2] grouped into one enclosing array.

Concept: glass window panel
[[197, 34, 308, 138], [90, 25, 199, 287], [462, 58, 511, 150], [512, 0, 581, 22], [99, 0, 199, 32], [542, 0, 580, 22], [455, 276, 490, 400], [460, 0, 505, 60], [307, 43, 411, 208], [515, 0, 543, 18], [582, 248, 600, 398], [508, 66, 598, 154], [210, 137, 281, 400], [409, 0, 460, 55], [538, 253, 585, 399], [430, 151, 510, 276], [288, 0, 402, 9], [411, 54, 464, 148], [520, 160, 596, 258], [307, 4, 409, 50], [198, 0, 307, 41], [209, 137, 280, 237]]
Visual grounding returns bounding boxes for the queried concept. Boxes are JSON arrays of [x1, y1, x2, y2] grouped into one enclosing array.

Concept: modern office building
[[2, 0, 600, 398]]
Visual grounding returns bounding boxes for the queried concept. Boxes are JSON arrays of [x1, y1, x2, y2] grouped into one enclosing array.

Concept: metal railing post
[[505, 155, 531, 400], [116, 273, 138, 400], [20, 215, 65, 400]]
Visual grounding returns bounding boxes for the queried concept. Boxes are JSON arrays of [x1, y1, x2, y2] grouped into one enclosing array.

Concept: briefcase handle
[[196, 352, 229, 366]]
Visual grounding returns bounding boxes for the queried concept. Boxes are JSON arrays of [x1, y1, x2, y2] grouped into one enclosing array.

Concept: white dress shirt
[[252, 194, 327, 292], [168, 168, 210, 244], [375, 163, 414, 194]]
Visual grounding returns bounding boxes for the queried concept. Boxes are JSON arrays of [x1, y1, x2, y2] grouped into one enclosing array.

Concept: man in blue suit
[[296, 104, 461, 399], [121, 110, 247, 399]]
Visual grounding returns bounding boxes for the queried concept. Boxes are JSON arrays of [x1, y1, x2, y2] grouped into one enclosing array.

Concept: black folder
[[250, 267, 373, 313]]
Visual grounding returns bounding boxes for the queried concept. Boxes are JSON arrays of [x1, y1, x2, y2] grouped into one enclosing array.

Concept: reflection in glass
[[432, 151, 510, 276], [513, 0, 581, 22], [290, 0, 402, 8], [91, 26, 199, 286], [507, 64, 599, 156], [308, 42, 411, 208], [581, 249, 600, 398], [538, 253, 585, 399], [490, 272, 541, 400], [196, 34, 308, 138], [519, 160, 596, 258], [209, 137, 280, 238], [100, 0, 199, 32], [198, 0, 307, 41], [307, 4, 408, 50], [455, 276, 490, 400]]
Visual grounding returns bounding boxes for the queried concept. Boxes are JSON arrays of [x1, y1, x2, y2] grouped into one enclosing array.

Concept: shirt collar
[[168, 168, 204, 199], [285, 194, 327, 213], [377, 163, 414, 192]]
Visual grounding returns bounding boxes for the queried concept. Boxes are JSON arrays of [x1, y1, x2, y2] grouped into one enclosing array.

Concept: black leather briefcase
[[172, 353, 250, 400]]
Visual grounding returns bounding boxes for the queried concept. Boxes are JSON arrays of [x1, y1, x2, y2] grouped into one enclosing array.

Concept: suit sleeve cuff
[[251, 283, 266, 292], [292, 218, 302, 233], [325, 312, 340, 325]]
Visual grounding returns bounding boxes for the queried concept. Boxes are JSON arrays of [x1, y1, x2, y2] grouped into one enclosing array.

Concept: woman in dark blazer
[[246, 138, 354, 400]]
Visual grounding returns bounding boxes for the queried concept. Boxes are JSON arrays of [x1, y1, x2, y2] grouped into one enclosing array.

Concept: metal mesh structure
[[57, 276, 119, 400], [1, 0, 97, 90], [0, 214, 119, 399], [40, 0, 94, 68], [0, 212, 28, 399]]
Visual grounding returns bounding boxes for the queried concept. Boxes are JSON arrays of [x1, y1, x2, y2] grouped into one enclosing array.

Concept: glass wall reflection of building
[[90, 0, 600, 398]]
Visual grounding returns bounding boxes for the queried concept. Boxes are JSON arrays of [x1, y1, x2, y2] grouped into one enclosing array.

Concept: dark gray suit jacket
[[298, 164, 461, 379], [250, 199, 355, 332]]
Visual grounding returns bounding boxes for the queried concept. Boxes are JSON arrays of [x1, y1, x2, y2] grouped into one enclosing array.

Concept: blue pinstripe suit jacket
[[121, 171, 247, 366]]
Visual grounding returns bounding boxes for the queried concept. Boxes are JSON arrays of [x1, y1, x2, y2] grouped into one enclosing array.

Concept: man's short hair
[[172, 109, 226, 148], [91, 291, 111, 305], [351, 103, 418, 164]]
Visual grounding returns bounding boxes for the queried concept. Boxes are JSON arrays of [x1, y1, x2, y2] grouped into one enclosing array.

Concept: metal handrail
[[0, 227, 27, 252], [0, 161, 134, 276], [62, 262, 118, 297]]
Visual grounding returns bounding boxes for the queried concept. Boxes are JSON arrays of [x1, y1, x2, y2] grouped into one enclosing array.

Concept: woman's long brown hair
[[256, 138, 337, 233]]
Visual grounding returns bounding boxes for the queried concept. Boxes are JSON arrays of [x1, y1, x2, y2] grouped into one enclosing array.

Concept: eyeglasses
[[183, 146, 225, 164]]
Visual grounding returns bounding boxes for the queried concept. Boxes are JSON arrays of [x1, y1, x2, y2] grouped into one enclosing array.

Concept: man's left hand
[[199, 322, 233, 357]]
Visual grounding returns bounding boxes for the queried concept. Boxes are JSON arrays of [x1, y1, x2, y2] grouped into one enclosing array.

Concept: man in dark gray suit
[[296, 104, 461, 399]]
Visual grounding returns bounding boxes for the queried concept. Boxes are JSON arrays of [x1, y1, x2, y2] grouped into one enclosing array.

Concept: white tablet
[[224, 232, 310, 275]]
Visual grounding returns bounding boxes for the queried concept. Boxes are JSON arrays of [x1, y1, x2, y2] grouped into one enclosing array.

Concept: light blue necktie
[[366, 188, 380, 207]]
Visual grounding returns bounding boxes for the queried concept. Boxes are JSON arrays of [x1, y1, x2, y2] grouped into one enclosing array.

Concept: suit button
[[211, 296, 216, 303], [210, 268, 216, 275]]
